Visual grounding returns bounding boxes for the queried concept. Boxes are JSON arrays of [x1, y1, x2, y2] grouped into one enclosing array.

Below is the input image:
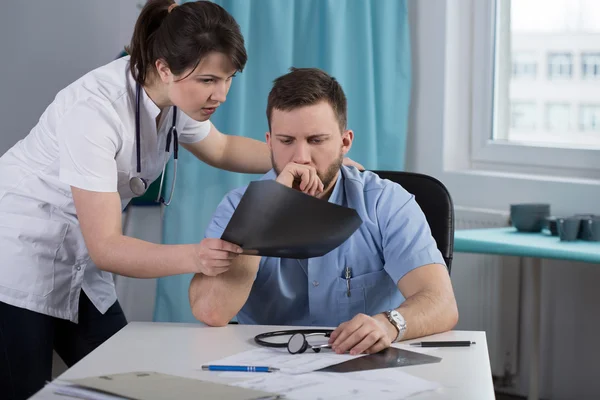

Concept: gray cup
[[557, 217, 581, 241], [581, 217, 600, 242], [510, 203, 551, 233]]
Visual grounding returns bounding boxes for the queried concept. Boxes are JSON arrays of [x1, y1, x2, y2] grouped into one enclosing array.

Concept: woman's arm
[[181, 124, 272, 174], [182, 123, 365, 174], [71, 187, 242, 278]]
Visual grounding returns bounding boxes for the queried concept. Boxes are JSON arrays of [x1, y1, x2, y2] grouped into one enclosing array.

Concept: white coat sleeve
[[177, 112, 212, 144], [56, 100, 123, 192]]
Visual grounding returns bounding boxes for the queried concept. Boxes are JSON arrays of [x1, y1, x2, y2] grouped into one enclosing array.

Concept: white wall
[[0, 1, 141, 154], [408, 1, 600, 399]]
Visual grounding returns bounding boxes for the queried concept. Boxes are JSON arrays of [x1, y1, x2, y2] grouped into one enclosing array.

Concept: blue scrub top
[[205, 166, 445, 327]]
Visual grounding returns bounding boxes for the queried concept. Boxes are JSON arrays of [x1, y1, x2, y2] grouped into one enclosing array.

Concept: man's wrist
[[275, 172, 293, 188], [374, 313, 400, 343]]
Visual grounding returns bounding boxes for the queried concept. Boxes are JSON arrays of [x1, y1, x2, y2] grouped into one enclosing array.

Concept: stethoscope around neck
[[254, 329, 334, 354], [128, 82, 178, 206]]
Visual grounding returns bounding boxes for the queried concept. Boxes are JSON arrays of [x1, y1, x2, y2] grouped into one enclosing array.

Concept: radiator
[[453, 206, 521, 382]]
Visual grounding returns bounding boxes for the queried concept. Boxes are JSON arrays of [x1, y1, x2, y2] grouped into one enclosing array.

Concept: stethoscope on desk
[[129, 82, 178, 206], [255, 329, 334, 354]]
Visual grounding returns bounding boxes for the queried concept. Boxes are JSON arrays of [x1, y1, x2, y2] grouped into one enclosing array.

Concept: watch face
[[389, 310, 406, 331]]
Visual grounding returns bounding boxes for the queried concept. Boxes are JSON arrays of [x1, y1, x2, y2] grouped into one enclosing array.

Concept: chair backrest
[[371, 170, 454, 274]]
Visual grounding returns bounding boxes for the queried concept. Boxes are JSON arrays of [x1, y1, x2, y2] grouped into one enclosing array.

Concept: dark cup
[[544, 216, 559, 236], [581, 217, 600, 242], [510, 203, 551, 233], [575, 214, 597, 240], [557, 217, 581, 241]]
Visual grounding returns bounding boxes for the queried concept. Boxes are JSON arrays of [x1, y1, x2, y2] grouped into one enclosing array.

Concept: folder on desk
[[221, 180, 363, 259], [50, 371, 280, 400]]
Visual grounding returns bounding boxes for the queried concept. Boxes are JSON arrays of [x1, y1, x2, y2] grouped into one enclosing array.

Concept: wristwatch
[[385, 309, 407, 342]]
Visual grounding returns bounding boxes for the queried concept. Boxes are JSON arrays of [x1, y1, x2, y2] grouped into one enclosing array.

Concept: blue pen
[[201, 365, 279, 373]]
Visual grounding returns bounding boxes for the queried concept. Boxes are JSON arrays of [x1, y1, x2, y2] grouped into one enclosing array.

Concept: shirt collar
[[125, 58, 161, 121], [326, 169, 344, 205]]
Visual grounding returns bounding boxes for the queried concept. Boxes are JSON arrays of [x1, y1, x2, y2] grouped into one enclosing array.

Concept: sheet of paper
[[205, 347, 366, 374], [230, 368, 441, 400]]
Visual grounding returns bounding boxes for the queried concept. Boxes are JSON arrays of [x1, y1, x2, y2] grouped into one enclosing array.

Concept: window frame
[[547, 52, 573, 80], [581, 52, 600, 79], [468, 0, 600, 176], [512, 51, 537, 79]]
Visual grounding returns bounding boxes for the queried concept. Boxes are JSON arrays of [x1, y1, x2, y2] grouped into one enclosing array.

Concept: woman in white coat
[[0, 1, 360, 398]]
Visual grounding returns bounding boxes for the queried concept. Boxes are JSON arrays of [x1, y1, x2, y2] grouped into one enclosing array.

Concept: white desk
[[32, 322, 494, 400]]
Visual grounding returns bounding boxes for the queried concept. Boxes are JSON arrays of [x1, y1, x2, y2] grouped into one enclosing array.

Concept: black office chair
[[372, 171, 454, 274]]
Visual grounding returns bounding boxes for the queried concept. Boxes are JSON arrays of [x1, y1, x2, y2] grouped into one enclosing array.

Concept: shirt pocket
[[0, 212, 68, 297], [335, 268, 392, 324]]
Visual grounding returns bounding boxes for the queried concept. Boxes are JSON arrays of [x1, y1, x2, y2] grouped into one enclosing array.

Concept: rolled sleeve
[[56, 100, 122, 192], [378, 184, 446, 285], [178, 115, 212, 144]]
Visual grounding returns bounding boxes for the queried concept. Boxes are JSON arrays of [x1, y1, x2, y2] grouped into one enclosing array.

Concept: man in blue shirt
[[189, 68, 458, 356]]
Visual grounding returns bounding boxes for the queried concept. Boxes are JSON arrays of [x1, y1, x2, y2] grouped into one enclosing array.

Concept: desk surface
[[33, 322, 494, 400], [455, 227, 600, 263]]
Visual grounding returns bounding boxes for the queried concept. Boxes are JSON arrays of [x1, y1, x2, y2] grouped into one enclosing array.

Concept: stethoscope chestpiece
[[254, 329, 334, 355], [129, 176, 148, 196], [130, 82, 178, 203], [287, 333, 310, 354]]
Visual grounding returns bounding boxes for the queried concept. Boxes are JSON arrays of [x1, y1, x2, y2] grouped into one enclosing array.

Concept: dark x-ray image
[[221, 180, 363, 259]]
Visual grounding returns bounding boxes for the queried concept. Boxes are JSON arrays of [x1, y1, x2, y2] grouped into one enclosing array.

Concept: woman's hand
[[192, 238, 243, 276], [343, 157, 364, 171]]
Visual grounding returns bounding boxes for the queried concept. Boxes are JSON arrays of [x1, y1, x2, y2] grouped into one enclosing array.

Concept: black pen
[[410, 341, 475, 347]]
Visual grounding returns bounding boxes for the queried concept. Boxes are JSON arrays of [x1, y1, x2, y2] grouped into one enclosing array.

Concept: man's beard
[[272, 150, 343, 192]]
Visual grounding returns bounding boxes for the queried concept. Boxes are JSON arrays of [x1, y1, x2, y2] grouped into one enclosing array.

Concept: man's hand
[[191, 238, 243, 276], [342, 157, 364, 171], [275, 162, 324, 196], [328, 313, 397, 355]]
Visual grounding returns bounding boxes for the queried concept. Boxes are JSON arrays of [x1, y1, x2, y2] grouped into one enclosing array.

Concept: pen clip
[[345, 266, 352, 297]]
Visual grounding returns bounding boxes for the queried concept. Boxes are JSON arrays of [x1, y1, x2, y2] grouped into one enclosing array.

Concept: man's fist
[[275, 162, 324, 196]]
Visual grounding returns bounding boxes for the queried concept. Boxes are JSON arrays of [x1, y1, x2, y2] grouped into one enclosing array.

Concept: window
[[512, 52, 537, 79], [581, 52, 600, 79], [510, 101, 537, 130], [579, 104, 600, 132], [545, 103, 571, 131], [467, 0, 600, 176], [547, 53, 573, 80]]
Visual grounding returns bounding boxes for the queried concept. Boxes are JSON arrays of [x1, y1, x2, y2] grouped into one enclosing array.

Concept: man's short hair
[[266, 67, 347, 133]]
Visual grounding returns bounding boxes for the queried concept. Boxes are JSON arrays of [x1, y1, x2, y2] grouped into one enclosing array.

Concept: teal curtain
[[153, 0, 411, 322]]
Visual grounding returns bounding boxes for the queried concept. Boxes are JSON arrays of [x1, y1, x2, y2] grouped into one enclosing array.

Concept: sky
[[511, 0, 600, 32]]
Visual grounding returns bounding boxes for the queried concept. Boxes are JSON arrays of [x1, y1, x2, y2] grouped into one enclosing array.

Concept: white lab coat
[[0, 57, 210, 322]]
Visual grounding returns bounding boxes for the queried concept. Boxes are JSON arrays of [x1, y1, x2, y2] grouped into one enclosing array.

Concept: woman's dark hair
[[125, 0, 247, 85]]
